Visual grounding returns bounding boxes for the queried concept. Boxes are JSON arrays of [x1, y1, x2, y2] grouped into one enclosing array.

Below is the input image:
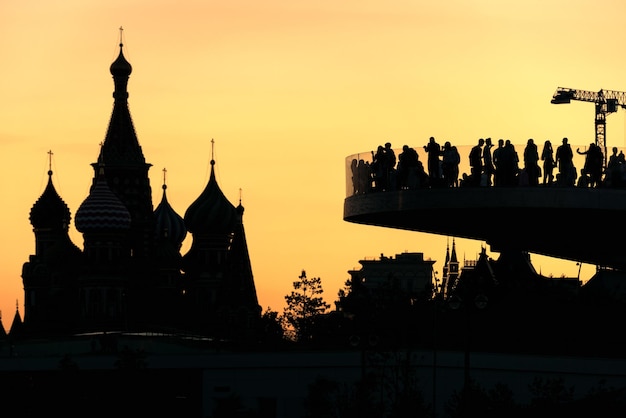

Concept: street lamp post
[[449, 292, 488, 416]]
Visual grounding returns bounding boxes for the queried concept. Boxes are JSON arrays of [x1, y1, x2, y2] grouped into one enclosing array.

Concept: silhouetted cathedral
[[21, 41, 261, 340]]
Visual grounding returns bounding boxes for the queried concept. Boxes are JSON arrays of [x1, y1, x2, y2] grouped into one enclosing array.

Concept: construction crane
[[551, 87, 626, 167]]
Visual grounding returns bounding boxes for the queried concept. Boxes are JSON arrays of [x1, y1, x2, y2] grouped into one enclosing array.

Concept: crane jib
[[551, 86, 626, 168]]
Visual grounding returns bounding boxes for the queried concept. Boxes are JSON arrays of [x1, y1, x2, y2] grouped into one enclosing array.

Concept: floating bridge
[[343, 147, 626, 269]]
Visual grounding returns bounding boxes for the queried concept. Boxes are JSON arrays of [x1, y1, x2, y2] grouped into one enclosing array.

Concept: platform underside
[[344, 187, 626, 268]]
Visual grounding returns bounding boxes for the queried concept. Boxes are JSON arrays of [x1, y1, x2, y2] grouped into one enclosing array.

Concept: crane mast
[[551, 87, 626, 168]]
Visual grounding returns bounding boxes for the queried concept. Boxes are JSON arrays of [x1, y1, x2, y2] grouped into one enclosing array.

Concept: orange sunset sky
[[2, 0, 626, 332]]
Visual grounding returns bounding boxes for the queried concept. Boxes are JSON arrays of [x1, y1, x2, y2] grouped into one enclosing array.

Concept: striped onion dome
[[184, 159, 237, 235], [75, 168, 131, 232], [154, 182, 187, 247], [29, 170, 71, 231]]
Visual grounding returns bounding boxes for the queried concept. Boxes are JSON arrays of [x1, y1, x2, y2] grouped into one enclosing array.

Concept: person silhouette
[[541, 140, 555, 185], [383, 142, 397, 190], [371, 145, 386, 191], [499, 140, 519, 186], [606, 146, 621, 187], [523, 138, 540, 186], [577, 143, 603, 188], [492, 139, 505, 186], [482, 137, 494, 186], [450, 146, 460, 187], [424, 137, 442, 185], [555, 137, 574, 186], [350, 158, 359, 195], [442, 141, 460, 187], [397, 145, 419, 189], [353, 159, 371, 194], [469, 138, 484, 186]]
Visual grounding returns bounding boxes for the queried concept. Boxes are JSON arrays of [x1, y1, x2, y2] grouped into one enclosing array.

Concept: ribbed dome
[[154, 183, 187, 247], [75, 169, 131, 232], [110, 43, 132, 77], [184, 160, 237, 234], [29, 170, 71, 231]]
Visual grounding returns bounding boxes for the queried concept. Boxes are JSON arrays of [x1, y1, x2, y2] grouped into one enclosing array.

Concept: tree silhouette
[[259, 307, 285, 345], [282, 270, 330, 343]]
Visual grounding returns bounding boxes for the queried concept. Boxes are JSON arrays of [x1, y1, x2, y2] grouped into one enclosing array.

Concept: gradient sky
[[2, 0, 626, 331]]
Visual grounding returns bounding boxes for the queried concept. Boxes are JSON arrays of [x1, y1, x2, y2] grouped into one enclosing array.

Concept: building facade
[[347, 252, 435, 303]]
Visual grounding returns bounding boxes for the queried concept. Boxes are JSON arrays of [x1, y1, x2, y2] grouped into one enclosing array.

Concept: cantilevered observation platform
[[343, 147, 626, 270]]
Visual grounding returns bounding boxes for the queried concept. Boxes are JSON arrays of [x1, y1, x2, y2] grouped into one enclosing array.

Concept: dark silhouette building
[[441, 237, 460, 298], [20, 41, 261, 339]]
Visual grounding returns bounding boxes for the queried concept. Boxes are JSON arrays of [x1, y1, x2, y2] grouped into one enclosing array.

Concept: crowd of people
[[349, 137, 626, 195]]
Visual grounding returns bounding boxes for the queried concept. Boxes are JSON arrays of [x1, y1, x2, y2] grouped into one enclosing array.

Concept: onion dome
[[154, 177, 187, 247], [184, 159, 237, 235], [29, 169, 71, 231], [75, 168, 131, 232], [110, 43, 132, 78], [109, 31, 132, 103]]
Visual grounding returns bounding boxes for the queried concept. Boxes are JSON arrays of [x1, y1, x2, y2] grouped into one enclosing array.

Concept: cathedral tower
[[22, 156, 82, 335], [182, 142, 261, 338], [93, 33, 155, 260]]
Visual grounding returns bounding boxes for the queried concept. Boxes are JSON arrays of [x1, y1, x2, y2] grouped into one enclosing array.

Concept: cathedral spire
[[450, 238, 458, 263], [9, 300, 23, 338], [100, 28, 144, 166]]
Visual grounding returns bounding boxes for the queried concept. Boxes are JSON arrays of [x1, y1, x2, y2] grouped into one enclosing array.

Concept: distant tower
[[445, 238, 460, 296]]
